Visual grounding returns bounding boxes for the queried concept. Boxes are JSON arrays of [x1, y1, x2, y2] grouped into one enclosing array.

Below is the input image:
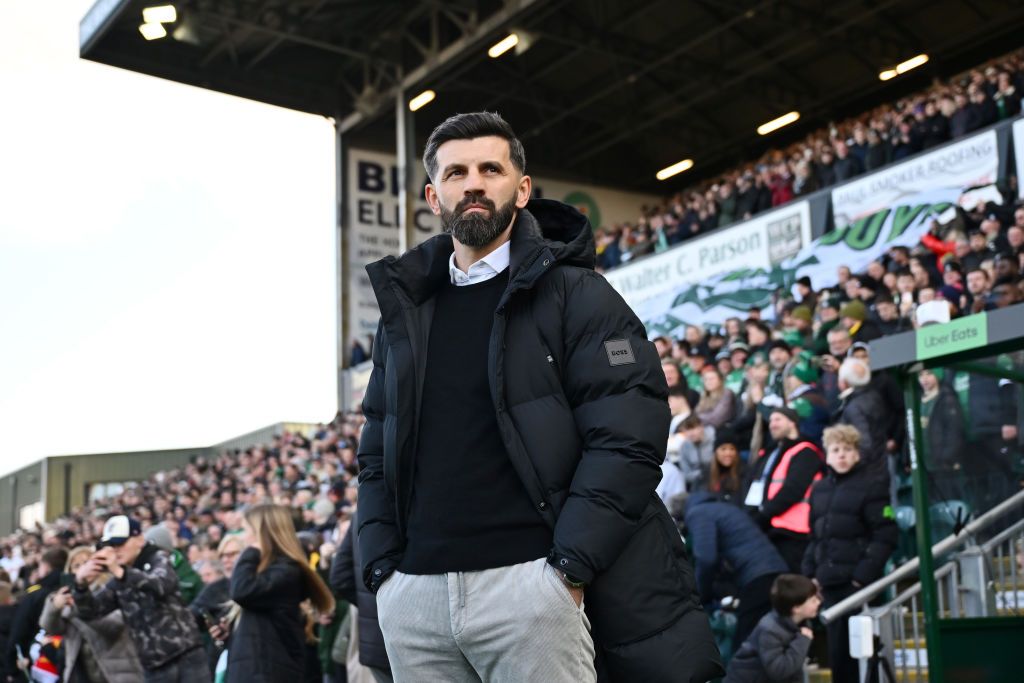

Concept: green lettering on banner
[[916, 313, 988, 361], [845, 208, 890, 250]]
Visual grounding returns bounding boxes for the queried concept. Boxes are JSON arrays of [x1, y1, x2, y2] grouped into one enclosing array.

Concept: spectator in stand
[[4, 547, 67, 681], [784, 355, 830, 445], [835, 358, 889, 470], [682, 490, 789, 647], [743, 407, 825, 572], [72, 516, 208, 683], [0, 583, 14, 683], [802, 425, 898, 683], [695, 366, 736, 429], [832, 139, 864, 182], [918, 369, 968, 502], [40, 546, 143, 683], [838, 299, 882, 343], [228, 504, 335, 683], [330, 508, 392, 683], [189, 535, 244, 672], [724, 574, 820, 683], [815, 147, 836, 188], [145, 525, 201, 606], [679, 415, 717, 491], [708, 431, 746, 503], [965, 267, 992, 313]]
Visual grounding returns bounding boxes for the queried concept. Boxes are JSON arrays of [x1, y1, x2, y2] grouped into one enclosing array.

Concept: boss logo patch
[[604, 339, 636, 366]]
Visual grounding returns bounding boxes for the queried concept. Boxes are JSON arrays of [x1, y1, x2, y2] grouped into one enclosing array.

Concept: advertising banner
[[604, 200, 813, 311], [345, 149, 441, 349], [831, 129, 999, 228], [1015, 118, 1024, 199], [635, 188, 961, 336]]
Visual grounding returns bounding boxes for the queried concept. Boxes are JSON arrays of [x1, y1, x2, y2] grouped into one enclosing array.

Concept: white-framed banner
[[1014, 118, 1024, 199], [634, 187, 963, 335], [831, 129, 999, 228], [604, 200, 813, 311], [345, 149, 441, 348]]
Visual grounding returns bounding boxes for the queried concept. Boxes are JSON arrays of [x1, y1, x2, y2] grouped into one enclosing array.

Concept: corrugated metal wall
[[43, 448, 212, 521], [0, 461, 44, 535]]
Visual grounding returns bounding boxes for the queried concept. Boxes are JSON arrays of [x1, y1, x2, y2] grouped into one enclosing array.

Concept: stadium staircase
[[805, 488, 1024, 682]]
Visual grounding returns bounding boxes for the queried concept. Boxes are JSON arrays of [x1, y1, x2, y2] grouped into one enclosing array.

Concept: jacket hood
[[367, 198, 595, 306]]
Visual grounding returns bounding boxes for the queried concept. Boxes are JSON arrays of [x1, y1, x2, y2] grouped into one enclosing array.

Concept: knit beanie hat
[[839, 299, 867, 321], [714, 429, 741, 450], [791, 306, 812, 323], [770, 406, 801, 427]]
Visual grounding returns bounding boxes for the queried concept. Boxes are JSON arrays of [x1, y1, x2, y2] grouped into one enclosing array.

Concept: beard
[[439, 192, 517, 248]]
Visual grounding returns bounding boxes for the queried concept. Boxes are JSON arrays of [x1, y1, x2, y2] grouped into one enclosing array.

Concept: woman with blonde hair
[[227, 504, 335, 683], [39, 546, 143, 682]]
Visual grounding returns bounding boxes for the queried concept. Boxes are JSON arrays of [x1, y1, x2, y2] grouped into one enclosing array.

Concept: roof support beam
[[338, 0, 552, 130]]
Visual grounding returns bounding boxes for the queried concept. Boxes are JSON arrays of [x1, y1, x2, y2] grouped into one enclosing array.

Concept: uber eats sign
[[634, 188, 961, 334]]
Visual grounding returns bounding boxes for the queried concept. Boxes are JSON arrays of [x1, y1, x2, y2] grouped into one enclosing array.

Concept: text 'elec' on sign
[[915, 314, 988, 361]]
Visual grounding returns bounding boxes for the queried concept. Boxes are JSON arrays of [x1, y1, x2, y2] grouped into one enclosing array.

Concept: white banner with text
[[604, 200, 813, 311], [831, 129, 999, 228]]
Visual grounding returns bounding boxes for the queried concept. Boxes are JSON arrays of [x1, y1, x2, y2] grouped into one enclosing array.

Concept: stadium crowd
[[596, 48, 1024, 270], [3, 54, 1024, 683], [3, 200, 1021, 681]]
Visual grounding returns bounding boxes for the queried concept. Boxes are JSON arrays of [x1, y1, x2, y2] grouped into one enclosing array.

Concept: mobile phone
[[60, 573, 75, 589], [200, 609, 218, 628]]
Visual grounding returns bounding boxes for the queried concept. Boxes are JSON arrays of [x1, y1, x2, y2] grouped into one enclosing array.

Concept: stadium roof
[[81, 0, 1024, 192]]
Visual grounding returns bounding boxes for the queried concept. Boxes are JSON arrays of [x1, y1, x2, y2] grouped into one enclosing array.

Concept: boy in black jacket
[[802, 425, 898, 683], [724, 574, 820, 683]]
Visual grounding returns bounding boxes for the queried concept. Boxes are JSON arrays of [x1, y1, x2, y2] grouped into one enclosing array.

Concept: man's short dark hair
[[422, 112, 526, 182], [966, 267, 989, 280], [680, 414, 703, 431], [41, 548, 69, 573], [770, 574, 817, 615]]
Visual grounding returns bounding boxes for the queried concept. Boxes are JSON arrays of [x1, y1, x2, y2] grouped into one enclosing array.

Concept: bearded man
[[357, 112, 721, 682]]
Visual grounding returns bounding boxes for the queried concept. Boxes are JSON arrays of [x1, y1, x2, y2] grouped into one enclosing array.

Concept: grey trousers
[[376, 557, 596, 682]]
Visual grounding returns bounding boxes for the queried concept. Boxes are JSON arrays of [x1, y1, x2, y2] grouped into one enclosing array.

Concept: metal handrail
[[980, 516, 1024, 553], [867, 562, 957, 616], [821, 487, 1024, 624]]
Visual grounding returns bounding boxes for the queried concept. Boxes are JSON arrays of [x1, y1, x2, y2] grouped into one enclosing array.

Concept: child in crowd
[[724, 574, 820, 683], [802, 425, 898, 683]]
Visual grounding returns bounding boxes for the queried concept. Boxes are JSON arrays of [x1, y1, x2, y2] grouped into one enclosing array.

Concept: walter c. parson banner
[[633, 187, 961, 337]]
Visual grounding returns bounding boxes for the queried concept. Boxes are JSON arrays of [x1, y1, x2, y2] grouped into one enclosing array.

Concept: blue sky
[[0, 1, 337, 475]]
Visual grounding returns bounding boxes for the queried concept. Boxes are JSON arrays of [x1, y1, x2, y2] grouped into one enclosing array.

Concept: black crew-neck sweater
[[398, 270, 552, 573]]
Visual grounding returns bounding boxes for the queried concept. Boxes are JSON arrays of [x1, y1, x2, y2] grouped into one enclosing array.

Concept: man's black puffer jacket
[[227, 548, 309, 683], [801, 463, 899, 588], [357, 199, 722, 682]]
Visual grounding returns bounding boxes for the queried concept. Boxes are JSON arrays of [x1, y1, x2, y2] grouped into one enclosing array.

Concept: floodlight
[[488, 34, 519, 58], [879, 53, 929, 81], [139, 22, 168, 40], [757, 111, 800, 136], [656, 159, 694, 181], [408, 90, 436, 112], [142, 5, 177, 24]]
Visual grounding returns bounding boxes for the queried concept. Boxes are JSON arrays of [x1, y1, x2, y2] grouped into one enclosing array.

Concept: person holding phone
[[39, 546, 142, 683], [72, 515, 208, 683], [226, 504, 335, 683], [3, 547, 66, 682]]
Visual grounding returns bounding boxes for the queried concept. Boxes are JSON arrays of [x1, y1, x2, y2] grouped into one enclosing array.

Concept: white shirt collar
[[448, 240, 511, 286]]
